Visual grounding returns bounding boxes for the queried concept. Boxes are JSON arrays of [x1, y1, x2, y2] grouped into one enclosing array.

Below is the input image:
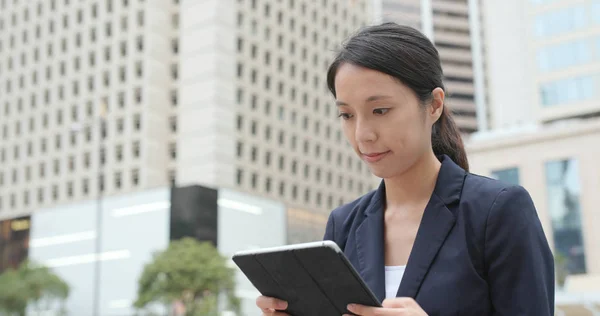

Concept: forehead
[[334, 63, 415, 102]]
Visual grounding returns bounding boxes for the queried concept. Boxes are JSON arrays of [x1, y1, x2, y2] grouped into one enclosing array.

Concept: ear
[[429, 87, 445, 124]]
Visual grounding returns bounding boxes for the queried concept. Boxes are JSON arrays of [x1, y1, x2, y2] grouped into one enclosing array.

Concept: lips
[[361, 151, 390, 163]]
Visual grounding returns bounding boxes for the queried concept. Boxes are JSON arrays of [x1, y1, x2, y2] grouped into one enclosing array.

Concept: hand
[[344, 297, 428, 316], [256, 295, 290, 316]]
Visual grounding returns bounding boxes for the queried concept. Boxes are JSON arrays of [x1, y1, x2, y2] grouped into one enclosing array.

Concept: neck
[[383, 151, 441, 209]]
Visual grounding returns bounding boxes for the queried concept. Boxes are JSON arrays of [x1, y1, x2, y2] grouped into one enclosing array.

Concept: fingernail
[[278, 301, 288, 309], [347, 304, 355, 311]]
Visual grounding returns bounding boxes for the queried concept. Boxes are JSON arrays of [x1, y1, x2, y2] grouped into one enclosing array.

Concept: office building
[[469, 0, 600, 313], [0, 0, 377, 244], [380, 0, 481, 133]]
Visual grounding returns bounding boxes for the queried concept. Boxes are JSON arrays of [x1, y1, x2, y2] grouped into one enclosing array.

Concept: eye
[[373, 108, 390, 115], [338, 112, 353, 120]]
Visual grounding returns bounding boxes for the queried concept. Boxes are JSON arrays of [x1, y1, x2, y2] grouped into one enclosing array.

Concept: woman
[[257, 22, 554, 315]]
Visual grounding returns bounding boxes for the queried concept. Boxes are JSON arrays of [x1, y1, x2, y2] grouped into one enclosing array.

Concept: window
[[491, 167, 520, 186], [537, 39, 591, 72], [168, 170, 176, 186], [135, 87, 143, 105], [137, 35, 144, 51], [99, 175, 105, 192], [133, 114, 141, 130], [171, 64, 178, 80], [100, 148, 106, 165], [116, 145, 123, 161], [169, 143, 177, 159], [540, 75, 595, 107], [534, 6, 587, 39], [251, 146, 257, 162], [236, 169, 243, 185], [137, 10, 144, 27], [115, 172, 122, 189], [67, 182, 74, 197], [279, 182, 285, 196], [117, 118, 124, 133], [251, 173, 258, 188], [236, 115, 243, 131], [169, 116, 177, 133], [236, 142, 243, 157], [53, 159, 60, 175], [84, 152, 91, 168], [133, 141, 140, 158], [132, 169, 139, 186], [545, 159, 586, 274], [136, 61, 143, 78]]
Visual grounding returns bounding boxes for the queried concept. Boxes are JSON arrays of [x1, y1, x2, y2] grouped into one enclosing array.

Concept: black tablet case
[[233, 244, 382, 315]]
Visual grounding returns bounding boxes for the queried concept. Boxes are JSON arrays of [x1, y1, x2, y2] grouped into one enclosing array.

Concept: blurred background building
[[380, 0, 481, 134], [0, 0, 376, 247]]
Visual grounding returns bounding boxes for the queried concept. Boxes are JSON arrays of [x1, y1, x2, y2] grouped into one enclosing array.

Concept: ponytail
[[432, 106, 469, 172]]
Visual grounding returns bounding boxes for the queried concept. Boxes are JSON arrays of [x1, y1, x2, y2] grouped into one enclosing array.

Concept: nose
[[355, 117, 377, 144]]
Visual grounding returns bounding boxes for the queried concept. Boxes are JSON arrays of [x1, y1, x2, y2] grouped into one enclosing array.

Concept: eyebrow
[[335, 95, 393, 106]]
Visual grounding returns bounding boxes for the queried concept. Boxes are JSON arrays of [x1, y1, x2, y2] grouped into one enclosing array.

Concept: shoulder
[[462, 173, 538, 228], [462, 173, 533, 208]]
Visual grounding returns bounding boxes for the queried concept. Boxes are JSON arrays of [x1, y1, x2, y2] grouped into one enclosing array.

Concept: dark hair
[[326, 22, 469, 172]]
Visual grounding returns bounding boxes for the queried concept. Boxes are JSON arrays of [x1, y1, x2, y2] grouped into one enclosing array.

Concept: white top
[[385, 265, 406, 299]]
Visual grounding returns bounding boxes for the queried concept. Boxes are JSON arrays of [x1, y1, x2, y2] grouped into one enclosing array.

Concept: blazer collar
[[356, 154, 467, 303]]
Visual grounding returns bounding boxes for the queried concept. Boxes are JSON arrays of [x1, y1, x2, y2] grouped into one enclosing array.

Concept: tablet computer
[[232, 240, 382, 315]]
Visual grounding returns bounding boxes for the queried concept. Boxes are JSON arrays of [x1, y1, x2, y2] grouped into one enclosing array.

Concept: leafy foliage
[[134, 237, 240, 316], [0, 260, 69, 316]]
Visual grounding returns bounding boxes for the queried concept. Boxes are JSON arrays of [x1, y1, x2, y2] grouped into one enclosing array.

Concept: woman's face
[[333, 63, 442, 179]]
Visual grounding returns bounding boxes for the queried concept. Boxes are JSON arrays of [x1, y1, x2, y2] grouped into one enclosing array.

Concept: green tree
[[134, 237, 240, 316], [0, 260, 70, 316]]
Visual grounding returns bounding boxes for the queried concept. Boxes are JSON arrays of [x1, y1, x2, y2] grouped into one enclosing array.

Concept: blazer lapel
[[395, 193, 456, 298], [355, 183, 386, 303], [396, 155, 465, 298]]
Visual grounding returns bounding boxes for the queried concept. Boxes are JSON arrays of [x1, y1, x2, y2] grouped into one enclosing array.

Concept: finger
[[347, 303, 407, 316], [256, 296, 288, 310], [382, 297, 416, 308], [261, 310, 290, 316]]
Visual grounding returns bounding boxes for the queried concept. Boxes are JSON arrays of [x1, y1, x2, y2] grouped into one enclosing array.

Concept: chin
[[367, 166, 398, 179], [367, 161, 412, 179]]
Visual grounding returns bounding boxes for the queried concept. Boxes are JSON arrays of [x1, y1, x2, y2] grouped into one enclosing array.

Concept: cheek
[[385, 115, 427, 151], [341, 123, 356, 145]]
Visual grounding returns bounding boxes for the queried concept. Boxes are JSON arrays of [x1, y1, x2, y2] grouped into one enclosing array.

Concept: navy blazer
[[324, 155, 555, 315]]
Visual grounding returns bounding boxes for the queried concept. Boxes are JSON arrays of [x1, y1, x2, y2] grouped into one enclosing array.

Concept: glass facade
[[537, 39, 592, 72], [540, 75, 596, 107], [28, 188, 171, 315], [491, 167, 520, 186], [545, 159, 586, 274], [534, 5, 587, 39]]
